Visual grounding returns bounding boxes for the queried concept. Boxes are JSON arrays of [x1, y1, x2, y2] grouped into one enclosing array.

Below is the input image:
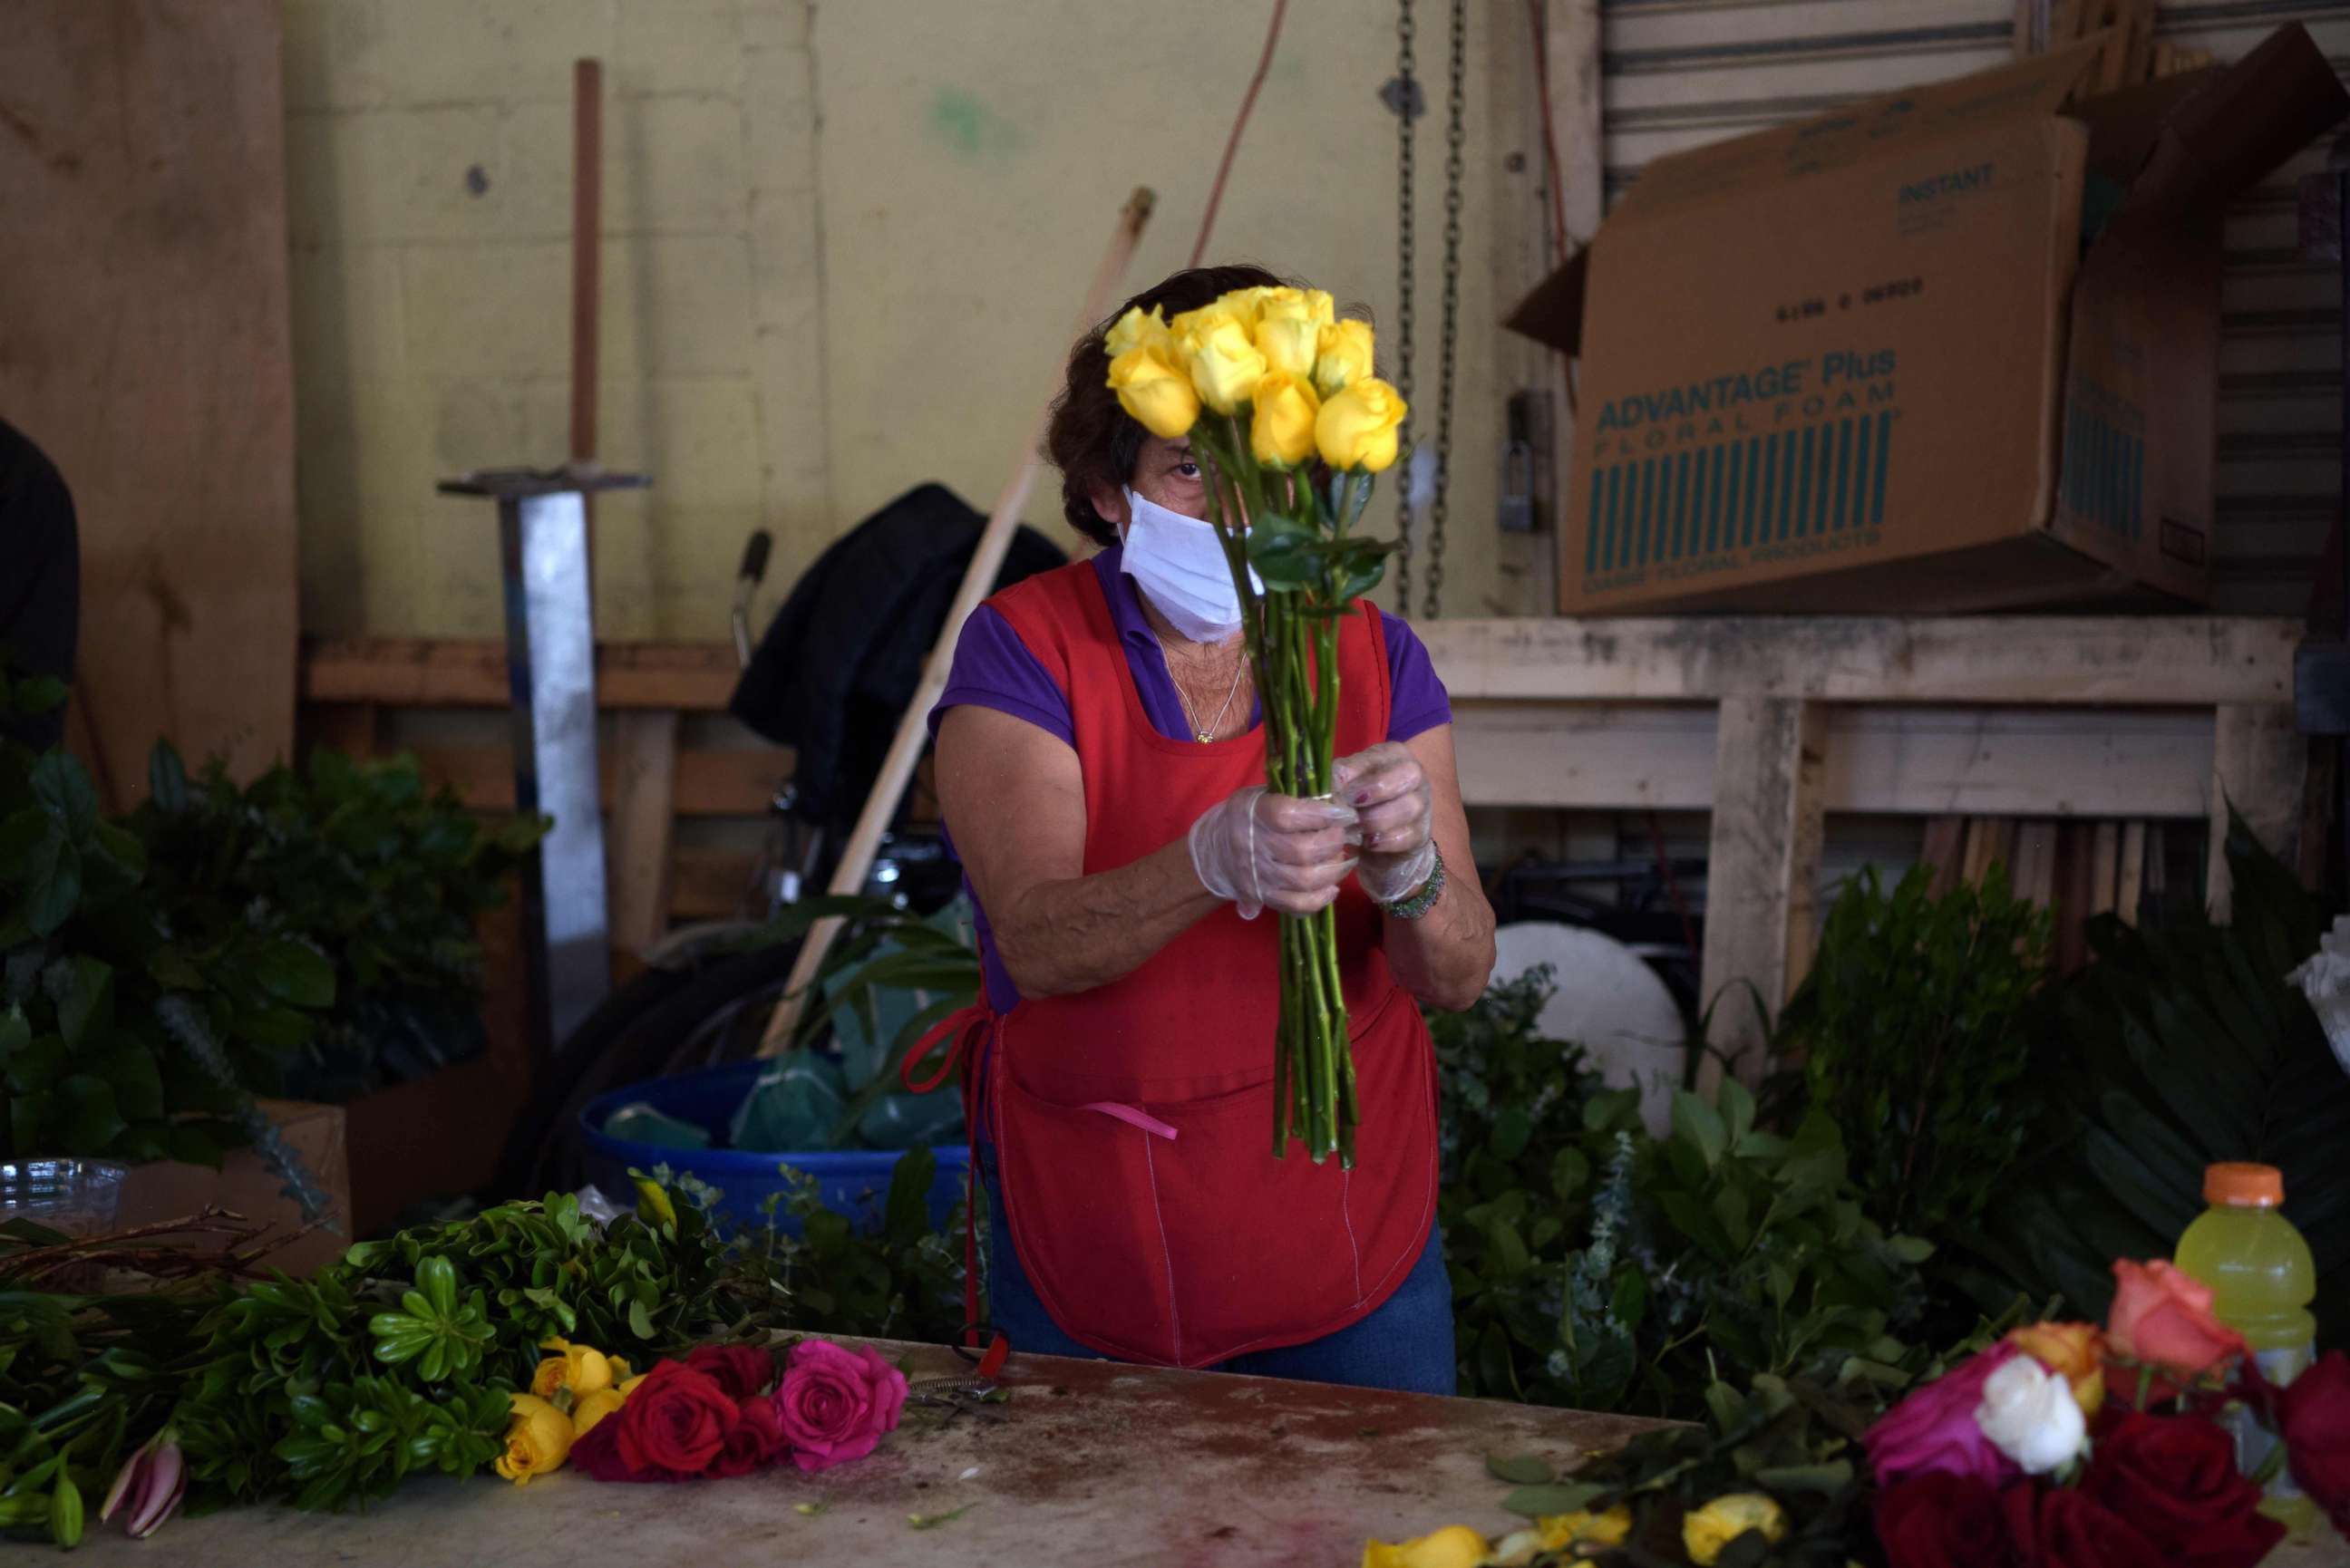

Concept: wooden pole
[[570, 59, 602, 470], [757, 187, 1157, 1055]]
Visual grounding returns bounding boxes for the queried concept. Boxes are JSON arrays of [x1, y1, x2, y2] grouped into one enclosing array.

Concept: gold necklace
[[1164, 642, 1247, 742]]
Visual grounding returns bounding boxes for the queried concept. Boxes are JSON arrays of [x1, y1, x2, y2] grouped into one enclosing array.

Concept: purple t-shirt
[[929, 547, 1452, 1011]]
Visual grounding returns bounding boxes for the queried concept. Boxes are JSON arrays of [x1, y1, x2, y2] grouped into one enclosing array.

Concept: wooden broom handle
[[756, 187, 1157, 1055]]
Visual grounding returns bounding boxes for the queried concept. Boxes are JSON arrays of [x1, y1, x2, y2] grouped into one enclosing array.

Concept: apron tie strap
[[1082, 1102, 1179, 1140]]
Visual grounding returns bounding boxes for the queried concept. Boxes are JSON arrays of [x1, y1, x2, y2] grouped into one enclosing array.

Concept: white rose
[[1975, 1353, 2086, 1475]]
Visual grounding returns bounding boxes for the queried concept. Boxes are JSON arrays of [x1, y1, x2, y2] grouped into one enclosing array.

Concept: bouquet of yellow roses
[[1102, 285, 1408, 1167]]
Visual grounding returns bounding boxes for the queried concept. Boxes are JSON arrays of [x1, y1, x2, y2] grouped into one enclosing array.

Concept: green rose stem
[[1196, 414, 1360, 1166]]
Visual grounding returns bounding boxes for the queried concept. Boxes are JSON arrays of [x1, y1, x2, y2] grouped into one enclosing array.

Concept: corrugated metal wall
[[1598, 0, 2350, 615]]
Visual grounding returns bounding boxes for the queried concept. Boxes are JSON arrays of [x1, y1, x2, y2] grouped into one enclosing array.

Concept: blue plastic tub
[[579, 1059, 968, 1235]]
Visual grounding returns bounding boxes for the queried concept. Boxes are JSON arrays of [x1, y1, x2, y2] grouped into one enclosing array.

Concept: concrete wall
[[285, 0, 1520, 641]]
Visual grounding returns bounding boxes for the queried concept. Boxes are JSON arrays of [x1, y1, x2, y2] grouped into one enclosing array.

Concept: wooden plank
[[605, 710, 679, 955], [409, 741, 779, 817], [305, 702, 382, 761], [1921, 818, 1966, 896], [1420, 616, 2299, 705], [2090, 822, 2121, 916], [670, 847, 755, 921], [1698, 697, 1825, 1092], [2207, 702, 2306, 919], [1, 0, 297, 801], [1450, 702, 2218, 818], [2118, 821, 2148, 926], [2013, 821, 2059, 907], [302, 638, 738, 710]]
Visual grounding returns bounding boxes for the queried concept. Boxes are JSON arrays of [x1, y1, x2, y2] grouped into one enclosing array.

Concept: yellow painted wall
[[285, 0, 1530, 640]]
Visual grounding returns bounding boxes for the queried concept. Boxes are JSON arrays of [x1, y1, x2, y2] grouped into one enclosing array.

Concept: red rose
[[2002, 1484, 2163, 1568], [2080, 1411, 2283, 1568], [711, 1396, 791, 1478], [568, 1417, 690, 1485], [1875, 1472, 2018, 1568], [685, 1342, 779, 1401], [772, 1340, 909, 1473], [613, 1360, 740, 1477], [2282, 1350, 2350, 1534]]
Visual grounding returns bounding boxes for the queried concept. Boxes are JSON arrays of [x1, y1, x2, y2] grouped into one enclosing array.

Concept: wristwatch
[[1375, 846, 1447, 921]]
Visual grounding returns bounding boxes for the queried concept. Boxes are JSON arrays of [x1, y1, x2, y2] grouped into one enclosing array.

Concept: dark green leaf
[[1484, 1452, 1556, 1486], [1500, 1482, 1603, 1518], [28, 754, 96, 839], [253, 940, 336, 1010]]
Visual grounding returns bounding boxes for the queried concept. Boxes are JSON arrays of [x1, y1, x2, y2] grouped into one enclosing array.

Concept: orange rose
[[2107, 1260, 2245, 1392], [2006, 1321, 2107, 1419]]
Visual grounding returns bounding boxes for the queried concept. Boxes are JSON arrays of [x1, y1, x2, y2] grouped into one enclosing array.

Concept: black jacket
[[0, 417, 79, 751]]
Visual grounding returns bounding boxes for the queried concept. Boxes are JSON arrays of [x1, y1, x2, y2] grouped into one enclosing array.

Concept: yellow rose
[[1180, 315, 1268, 415], [1250, 371, 1321, 466], [1170, 295, 1253, 340], [1683, 1493, 1787, 1566], [1316, 377, 1407, 472], [1539, 1505, 1630, 1550], [1314, 318, 1377, 397], [1103, 303, 1171, 360], [529, 1338, 619, 1399], [571, 1388, 626, 1438], [493, 1393, 574, 1486], [1361, 1524, 1489, 1568], [1253, 287, 1334, 377], [1107, 344, 1201, 440], [1489, 1530, 1593, 1568], [2007, 1321, 2106, 1419], [617, 1372, 649, 1399]]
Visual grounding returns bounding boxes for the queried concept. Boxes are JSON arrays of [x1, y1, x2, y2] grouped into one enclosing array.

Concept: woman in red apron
[[927, 266, 1496, 1392]]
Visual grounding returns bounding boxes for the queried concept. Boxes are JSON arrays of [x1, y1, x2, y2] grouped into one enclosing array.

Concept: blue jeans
[[976, 1139, 1457, 1395]]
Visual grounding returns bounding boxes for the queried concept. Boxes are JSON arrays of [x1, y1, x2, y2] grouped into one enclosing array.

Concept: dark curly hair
[[1044, 264, 1286, 549]]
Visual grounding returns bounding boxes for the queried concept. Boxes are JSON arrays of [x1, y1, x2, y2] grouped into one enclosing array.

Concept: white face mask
[[1119, 488, 1261, 643]]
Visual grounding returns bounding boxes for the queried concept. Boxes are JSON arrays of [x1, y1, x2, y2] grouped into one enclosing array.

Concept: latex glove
[[1334, 742, 1436, 905], [1188, 784, 1359, 919]]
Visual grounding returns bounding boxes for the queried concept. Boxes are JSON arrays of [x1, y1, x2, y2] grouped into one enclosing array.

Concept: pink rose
[[771, 1340, 909, 1473], [2107, 1261, 2246, 1392], [1865, 1344, 2025, 1488]]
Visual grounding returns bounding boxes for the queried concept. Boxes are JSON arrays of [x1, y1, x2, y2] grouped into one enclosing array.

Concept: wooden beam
[[1449, 702, 2219, 817], [670, 847, 756, 920], [2207, 702, 2307, 919], [408, 741, 781, 817], [301, 638, 738, 710], [1698, 697, 1825, 1092], [1421, 616, 2298, 705], [605, 711, 679, 955]]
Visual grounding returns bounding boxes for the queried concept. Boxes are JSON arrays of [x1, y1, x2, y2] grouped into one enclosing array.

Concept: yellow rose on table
[[2006, 1321, 2106, 1419], [1254, 286, 1335, 377], [1314, 318, 1377, 397], [1180, 315, 1269, 415], [493, 1393, 574, 1486], [571, 1387, 626, 1438], [1539, 1504, 1630, 1550], [1103, 303, 1171, 360], [616, 1371, 649, 1399], [1360, 1524, 1489, 1568], [1683, 1493, 1787, 1566], [1251, 371, 1321, 466], [530, 1338, 621, 1399], [1316, 377, 1407, 472], [1107, 344, 1201, 440]]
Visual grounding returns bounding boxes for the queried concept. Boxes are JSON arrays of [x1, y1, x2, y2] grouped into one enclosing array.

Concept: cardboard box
[[1509, 26, 2347, 615], [116, 1099, 354, 1277]]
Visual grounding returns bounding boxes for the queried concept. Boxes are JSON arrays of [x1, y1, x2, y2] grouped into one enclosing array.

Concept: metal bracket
[[438, 465, 650, 1058]]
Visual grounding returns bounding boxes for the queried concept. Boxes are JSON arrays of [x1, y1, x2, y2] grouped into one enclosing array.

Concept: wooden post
[[2208, 702, 2306, 919], [606, 709, 681, 957], [1698, 696, 1826, 1091], [570, 60, 602, 469]]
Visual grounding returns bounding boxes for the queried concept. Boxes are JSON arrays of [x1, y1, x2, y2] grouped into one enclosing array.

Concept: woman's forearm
[[1381, 871, 1495, 1013], [990, 836, 1225, 999]]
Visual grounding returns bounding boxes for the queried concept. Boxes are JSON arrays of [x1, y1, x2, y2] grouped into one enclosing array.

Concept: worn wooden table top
[[65, 1339, 1665, 1567]]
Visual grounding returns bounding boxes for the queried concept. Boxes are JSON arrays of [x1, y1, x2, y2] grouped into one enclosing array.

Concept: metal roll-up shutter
[[1598, 0, 2349, 615]]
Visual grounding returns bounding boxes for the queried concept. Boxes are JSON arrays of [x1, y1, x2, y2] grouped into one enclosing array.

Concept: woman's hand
[[1188, 785, 1359, 918], [1334, 742, 1436, 904]]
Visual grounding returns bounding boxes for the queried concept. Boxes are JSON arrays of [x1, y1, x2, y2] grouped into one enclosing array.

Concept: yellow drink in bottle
[[2174, 1161, 2318, 1533]]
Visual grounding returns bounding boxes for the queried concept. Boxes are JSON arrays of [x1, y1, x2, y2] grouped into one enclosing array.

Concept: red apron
[[923, 561, 1440, 1369]]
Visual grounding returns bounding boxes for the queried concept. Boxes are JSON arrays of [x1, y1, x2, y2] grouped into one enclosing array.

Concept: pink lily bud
[[99, 1430, 185, 1540]]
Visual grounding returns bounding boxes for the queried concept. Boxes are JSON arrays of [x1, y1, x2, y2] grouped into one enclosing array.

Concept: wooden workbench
[[68, 1339, 1665, 1567]]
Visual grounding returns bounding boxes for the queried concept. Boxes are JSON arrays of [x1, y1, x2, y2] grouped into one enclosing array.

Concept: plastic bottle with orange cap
[[2174, 1160, 2318, 1532]]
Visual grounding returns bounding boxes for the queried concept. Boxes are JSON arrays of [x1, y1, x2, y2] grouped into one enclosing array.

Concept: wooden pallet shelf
[[299, 615, 2318, 1087]]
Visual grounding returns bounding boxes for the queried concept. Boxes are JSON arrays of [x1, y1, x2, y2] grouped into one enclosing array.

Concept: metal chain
[[1423, 0, 1466, 620], [1392, 0, 1416, 617]]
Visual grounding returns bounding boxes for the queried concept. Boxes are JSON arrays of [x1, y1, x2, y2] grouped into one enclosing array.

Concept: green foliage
[[1779, 862, 2053, 1242], [1979, 815, 2350, 1338], [133, 744, 543, 1101], [1437, 973, 1931, 1421], [0, 734, 329, 1166]]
